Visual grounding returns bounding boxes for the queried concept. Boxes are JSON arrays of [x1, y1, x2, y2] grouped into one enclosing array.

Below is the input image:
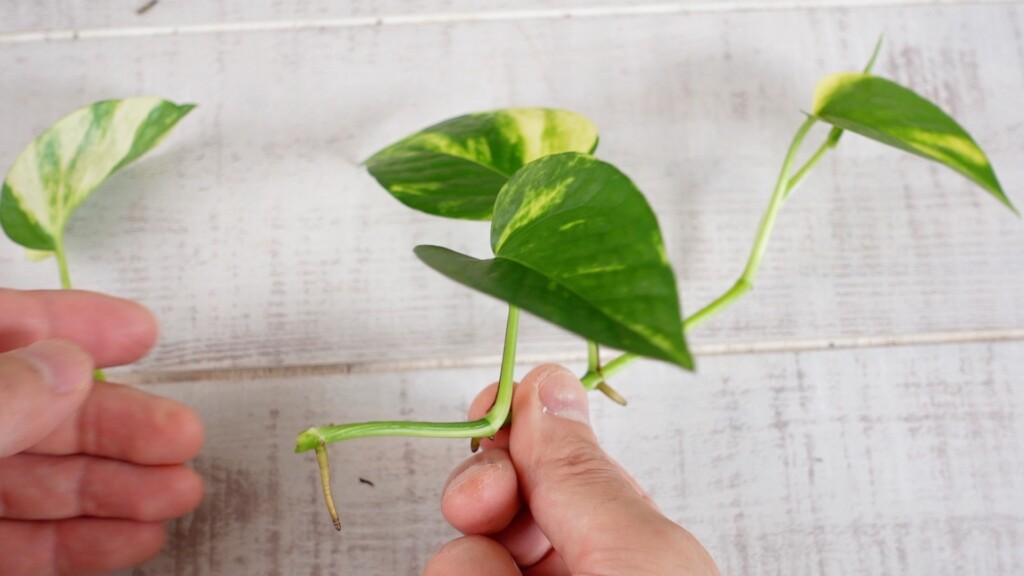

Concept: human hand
[[424, 364, 719, 576], [0, 289, 205, 576]]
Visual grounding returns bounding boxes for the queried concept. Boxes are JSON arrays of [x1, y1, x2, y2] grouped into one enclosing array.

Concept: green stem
[[586, 341, 600, 376], [295, 305, 521, 453], [682, 278, 752, 333], [54, 238, 107, 382], [583, 115, 831, 384], [53, 238, 72, 290], [741, 115, 817, 283], [299, 306, 520, 528], [582, 340, 602, 390], [784, 127, 837, 201]]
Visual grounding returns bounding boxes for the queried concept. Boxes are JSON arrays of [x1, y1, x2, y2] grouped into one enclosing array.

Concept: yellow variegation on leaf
[[416, 153, 692, 369], [812, 73, 1015, 214], [1, 98, 195, 253], [24, 248, 54, 262], [365, 108, 599, 220]]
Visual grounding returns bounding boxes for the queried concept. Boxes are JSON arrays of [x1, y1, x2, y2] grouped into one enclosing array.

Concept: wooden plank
[[0, 1, 766, 35], [115, 340, 1024, 575], [4, 1, 1011, 36], [1, 4, 1023, 374]]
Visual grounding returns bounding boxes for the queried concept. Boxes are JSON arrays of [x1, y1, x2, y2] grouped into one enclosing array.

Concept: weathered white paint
[[2, 3, 1022, 374], [3, 1, 1018, 38], [0, 2, 1021, 575], [118, 341, 1024, 576]]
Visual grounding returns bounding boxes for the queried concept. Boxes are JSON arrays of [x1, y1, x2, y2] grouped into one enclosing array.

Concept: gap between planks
[[117, 327, 1024, 385], [0, 0, 1015, 44]]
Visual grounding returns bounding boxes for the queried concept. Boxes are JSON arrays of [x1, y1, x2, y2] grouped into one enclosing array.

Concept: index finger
[[0, 289, 158, 368], [28, 380, 204, 465]]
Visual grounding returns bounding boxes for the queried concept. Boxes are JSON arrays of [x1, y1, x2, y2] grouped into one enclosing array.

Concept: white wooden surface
[[129, 342, 1024, 575], [5, 1, 1015, 37], [1, 1, 1022, 575]]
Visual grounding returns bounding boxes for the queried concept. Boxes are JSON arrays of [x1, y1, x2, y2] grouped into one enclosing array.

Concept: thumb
[[0, 340, 94, 458], [509, 365, 693, 574]]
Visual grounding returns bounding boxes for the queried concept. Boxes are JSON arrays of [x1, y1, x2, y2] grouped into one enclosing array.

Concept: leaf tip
[[669, 346, 696, 372]]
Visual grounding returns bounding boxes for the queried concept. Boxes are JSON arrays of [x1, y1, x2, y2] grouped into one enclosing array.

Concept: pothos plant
[[0, 97, 194, 378], [293, 42, 1017, 530], [0, 44, 1014, 534]]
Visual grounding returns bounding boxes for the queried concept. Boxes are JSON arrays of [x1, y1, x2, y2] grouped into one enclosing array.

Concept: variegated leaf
[[416, 153, 692, 368], [1, 98, 195, 251], [365, 108, 599, 220], [813, 73, 1015, 214]]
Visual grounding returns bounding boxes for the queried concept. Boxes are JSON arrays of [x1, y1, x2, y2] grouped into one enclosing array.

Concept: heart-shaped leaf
[[820, 36, 884, 150], [365, 109, 599, 221], [812, 73, 1015, 214], [1, 98, 195, 252], [416, 153, 691, 368]]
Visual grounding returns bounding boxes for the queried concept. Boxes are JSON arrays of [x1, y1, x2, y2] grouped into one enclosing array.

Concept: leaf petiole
[[583, 114, 830, 386], [741, 115, 818, 285], [53, 237, 73, 290], [784, 126, 836, 201]]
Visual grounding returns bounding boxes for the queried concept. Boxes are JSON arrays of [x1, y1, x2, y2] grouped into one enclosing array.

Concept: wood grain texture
[[2, 3, 1022, 374], [4, 1, 1013, 36], [114, 340, 1024, 576], [2, 5, 1022, 575]]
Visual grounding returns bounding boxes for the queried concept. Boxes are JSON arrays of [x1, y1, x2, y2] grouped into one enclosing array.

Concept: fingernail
[[18, 341, 91, 394], [446, 460, 482, 496], [537, 367, 589, 424], [446, 452, 502, 496]]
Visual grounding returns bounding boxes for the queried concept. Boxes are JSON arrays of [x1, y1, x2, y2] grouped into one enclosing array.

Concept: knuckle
[[543, 440, 621, 488]]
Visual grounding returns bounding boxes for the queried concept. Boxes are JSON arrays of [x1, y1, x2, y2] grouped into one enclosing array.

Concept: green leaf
[[365, 108, 599, 220], [812, 73, 1015, 214], [416, 153, 692, 369], [25, 248, 54, 262], [824, 35, 884, 149], [1, 98, 195, 251]]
